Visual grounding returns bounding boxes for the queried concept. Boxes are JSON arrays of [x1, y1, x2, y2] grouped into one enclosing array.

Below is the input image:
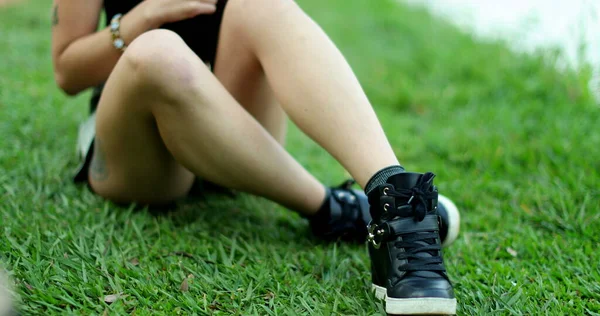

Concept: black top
[[103, 0, 227, 64]]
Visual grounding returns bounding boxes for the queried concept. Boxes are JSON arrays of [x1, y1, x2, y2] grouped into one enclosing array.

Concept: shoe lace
[[384, 172, 445, 273], [394, 233, 444, 272], [385, 172, 437, 221]]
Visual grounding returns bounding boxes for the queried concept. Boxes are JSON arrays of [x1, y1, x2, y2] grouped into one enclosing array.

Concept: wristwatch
[[110, 14, 127, 52]]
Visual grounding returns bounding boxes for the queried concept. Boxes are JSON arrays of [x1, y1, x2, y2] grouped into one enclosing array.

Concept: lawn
[[1, 0, 599, 315]]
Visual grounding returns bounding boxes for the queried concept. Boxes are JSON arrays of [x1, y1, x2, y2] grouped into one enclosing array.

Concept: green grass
[[1, 0, 599, 315]]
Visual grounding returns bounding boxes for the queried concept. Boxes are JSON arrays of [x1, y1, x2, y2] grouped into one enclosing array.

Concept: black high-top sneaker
[[438, 194, 460, 248], [308, 180, 371, 242], [367, 172, 456, 315]]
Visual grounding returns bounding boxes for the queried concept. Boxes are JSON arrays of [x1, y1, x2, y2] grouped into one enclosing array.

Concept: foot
[[368, 172, 457, 315], [308, 180, 371, 242]]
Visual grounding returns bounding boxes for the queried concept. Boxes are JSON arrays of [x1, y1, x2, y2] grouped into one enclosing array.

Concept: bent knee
[[125, 29, 187, 67], [122, 30, 205, 90]]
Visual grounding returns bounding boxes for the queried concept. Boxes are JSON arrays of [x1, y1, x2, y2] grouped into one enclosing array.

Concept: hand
[[136, 0, 219, 27]]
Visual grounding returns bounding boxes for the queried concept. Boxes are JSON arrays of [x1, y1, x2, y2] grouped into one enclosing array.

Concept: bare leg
[[91, 0, 401, 212], [213, 27, 287, 144], [224, 0, 400, 187], [91, 29, 325, 214]]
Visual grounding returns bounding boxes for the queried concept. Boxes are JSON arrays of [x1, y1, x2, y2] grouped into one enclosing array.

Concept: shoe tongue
[[387, 172, 428, 218], [386, 172, 423, 192], [367, 172, 424, 208]]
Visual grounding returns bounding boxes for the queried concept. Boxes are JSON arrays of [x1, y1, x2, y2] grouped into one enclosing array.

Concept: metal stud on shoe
[[367, 223, 385, 249]]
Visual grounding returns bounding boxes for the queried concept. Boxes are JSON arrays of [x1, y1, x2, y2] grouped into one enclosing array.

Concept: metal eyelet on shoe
[[383, 187, 389, 195], [383, 203, 390, 212]]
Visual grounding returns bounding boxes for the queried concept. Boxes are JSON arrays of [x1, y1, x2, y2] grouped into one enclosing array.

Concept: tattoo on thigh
[[52, 5, 58, 26], [90, 140, 109, 182]]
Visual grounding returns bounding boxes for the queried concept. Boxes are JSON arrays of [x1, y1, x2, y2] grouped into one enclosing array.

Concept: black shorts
[[73, 0, 228, 182]]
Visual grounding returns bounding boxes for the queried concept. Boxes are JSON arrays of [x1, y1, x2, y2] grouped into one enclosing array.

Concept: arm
[[51, 0, 158, 96]]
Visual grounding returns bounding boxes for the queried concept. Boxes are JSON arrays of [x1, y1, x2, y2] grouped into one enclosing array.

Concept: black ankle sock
[[364, 165, 405, 195]]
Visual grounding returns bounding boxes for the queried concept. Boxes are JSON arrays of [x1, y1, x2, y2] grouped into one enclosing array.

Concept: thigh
[[214, 1, 287, 144], [89, 50, 195, 205]]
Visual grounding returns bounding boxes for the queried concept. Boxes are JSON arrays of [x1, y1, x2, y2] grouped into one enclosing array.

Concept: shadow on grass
[[100, 180, 349, 253]]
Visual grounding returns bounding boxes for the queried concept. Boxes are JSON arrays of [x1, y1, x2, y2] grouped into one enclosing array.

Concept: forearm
[[54, 10, 157, 95]]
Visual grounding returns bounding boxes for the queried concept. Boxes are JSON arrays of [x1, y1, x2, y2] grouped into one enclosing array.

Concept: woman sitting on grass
[[52, 0, 460, 314]]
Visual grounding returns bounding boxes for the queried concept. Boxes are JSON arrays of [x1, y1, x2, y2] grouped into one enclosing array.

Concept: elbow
[[53, 50, 83, 96], [54, 71, 82, 96]]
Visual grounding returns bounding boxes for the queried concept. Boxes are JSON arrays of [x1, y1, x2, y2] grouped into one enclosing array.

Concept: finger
[[190, 0, 218, 4], [189, 3, 217, 16]]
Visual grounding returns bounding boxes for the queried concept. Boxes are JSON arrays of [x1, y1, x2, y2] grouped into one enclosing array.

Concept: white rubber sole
[[373, 284, 387, 300], [438, 194, 460, 248], [387, 296, 457, 315], [372, 284, 456, 315]]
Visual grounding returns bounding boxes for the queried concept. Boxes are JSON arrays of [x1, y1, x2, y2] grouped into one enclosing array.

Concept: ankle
[[302, 187, 331, 220]]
